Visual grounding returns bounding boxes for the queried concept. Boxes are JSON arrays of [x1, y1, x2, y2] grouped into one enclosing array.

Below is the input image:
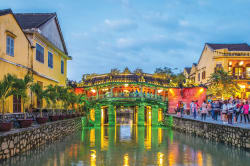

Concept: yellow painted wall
[[0, 14, 32, 113], [0, 13, 69, 113], [0, 14, 31, 78], [196, 45, 214, 84], [31, 35, 67, 87]]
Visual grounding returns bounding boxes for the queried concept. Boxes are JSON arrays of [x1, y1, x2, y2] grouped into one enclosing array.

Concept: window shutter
[[11, 39, 14, 56]]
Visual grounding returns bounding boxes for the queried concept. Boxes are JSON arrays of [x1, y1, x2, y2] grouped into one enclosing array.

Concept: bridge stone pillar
[[108, 104, 116, 126], [152, 105, 159, 126], [94, 104, 101, 126], [137, 103, 145, 126]]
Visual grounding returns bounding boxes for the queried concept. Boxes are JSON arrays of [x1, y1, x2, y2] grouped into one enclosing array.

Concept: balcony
[[231, 73, 250, 80], [86, 92, 167, 103]]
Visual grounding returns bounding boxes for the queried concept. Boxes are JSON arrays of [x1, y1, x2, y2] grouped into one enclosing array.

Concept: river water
[[2, 125, 250, 166]]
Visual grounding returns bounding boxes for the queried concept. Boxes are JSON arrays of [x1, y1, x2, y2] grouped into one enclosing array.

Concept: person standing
[[207, 101, 212, 117], [180, 101, 184, 117], [183, 102, 187, 116], [227, 100, 234, 124], [176, 101, 181, 116], [192, 101, 198, 119], [190, 101, 194, 117], [213, 100, 220, 121], [201, 100, 208, 121], [222, 100, 228, 124], [243, 101, 250, 123], [211, 101, 215, 120], [235, 101, 243, 123]]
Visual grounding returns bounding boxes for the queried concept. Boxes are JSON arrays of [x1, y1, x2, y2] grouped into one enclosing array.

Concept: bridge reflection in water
[[81, 125, 170, 166], [5, 125, 250, 166]]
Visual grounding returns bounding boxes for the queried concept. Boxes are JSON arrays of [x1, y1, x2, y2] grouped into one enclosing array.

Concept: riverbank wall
[[166, 115, 250, 150], [0, 117, 82, 160]]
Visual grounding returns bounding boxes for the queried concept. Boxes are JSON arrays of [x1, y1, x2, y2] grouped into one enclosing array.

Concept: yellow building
[[185, 43, 250, 98], [0, 9, 71, 113]]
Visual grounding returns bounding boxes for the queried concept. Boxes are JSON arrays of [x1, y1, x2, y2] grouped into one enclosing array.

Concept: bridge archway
[[89, 101, 166, 126]]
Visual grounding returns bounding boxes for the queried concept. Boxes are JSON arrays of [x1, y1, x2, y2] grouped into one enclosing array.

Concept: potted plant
[[12, 74, 33, 128], [0, 74, 15, 131], [30, 83, 48, 124]]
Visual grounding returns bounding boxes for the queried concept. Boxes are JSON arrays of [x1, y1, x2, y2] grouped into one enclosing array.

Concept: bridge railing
[[87, 92, 167, 102]]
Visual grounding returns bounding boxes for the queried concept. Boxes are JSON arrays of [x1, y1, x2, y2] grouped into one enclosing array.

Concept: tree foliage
[[155, 67, 174, 76], [0, 74, 16, 115], [207, 69, 239, 98], [12, 74, 33, 117]]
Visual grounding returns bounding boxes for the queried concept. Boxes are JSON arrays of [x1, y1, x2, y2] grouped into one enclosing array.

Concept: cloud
[[114, 35, 188, 52], [104, 19, 138, 31]]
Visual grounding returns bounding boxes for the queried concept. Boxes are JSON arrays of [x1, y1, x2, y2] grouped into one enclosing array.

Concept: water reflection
[[2, 125, 250, 166]]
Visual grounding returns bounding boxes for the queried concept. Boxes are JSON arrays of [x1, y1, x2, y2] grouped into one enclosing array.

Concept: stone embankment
[[166, 115, 250, 150], [0, 118, 82, 160]]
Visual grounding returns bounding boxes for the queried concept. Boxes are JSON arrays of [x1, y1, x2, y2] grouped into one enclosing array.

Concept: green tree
[[12, 74, 33, 119], [44, 85, 58, 115], [0, 74, 16, 118], [30, 83, 46, 117], [171, 73, 186, 87], [207, 69, 239, 99], [134, 68, 143, 75], [57, 86, 70, 113], [155, 67, 174, 76]]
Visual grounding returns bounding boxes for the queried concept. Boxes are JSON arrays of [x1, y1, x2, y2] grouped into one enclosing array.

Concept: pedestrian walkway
[[170, 114, 250, 129]]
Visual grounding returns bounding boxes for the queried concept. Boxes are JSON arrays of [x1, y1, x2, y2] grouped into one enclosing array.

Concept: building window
[[36, 43, 44, 63], [228, 62, 233, 75], [228, 67, 232, 75], [48, 51, 53, 68], [13, 95, 21, 113], [61, 60, 64, 74], [6, 36, 14, 56], [234, 67, 243, 78], [198, 73, 200, 81], [246, 67, 250, 79], [202, 71, 206, 79]]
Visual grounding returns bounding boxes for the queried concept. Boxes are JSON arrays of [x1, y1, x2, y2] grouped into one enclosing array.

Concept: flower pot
[[49, 115, 59, 121], [66, 115, 72, 119], [18, 119, 33, 128], [59, 115, 66, 120], [0, 122, 12, 132], [36, 117, 48, 124], [72, 114, 76, 118]]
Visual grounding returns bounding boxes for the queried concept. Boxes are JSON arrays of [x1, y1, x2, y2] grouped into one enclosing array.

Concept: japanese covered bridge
[[74, 68, 206, 126]]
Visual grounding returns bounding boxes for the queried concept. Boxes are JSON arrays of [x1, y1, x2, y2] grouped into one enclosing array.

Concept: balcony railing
[[87, 92, 167, 102], [231, 73, 250, 80]]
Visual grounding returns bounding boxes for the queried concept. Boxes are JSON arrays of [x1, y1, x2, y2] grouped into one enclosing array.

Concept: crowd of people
[[176, 99, 250, 125]]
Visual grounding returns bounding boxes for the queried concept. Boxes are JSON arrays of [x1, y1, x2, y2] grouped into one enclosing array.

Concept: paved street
[[171, 114, 250, 129]]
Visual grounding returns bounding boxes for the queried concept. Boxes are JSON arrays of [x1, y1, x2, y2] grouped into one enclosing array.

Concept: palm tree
[[44, 85, 57, 115], [68, 92, 77, 112], [12, 74, 33, 119], [75, 93, 85, 113], [0, 74, 16, 119], [30, 83, 46, 117], [56, 86, 70, 114]]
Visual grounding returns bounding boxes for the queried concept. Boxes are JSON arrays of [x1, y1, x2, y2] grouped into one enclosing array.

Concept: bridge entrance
[[116, 106, 137, 125], [101, 106, 109, 125]]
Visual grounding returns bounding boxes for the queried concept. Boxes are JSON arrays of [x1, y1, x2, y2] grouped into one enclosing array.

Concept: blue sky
[[2, 0, 250, 81]]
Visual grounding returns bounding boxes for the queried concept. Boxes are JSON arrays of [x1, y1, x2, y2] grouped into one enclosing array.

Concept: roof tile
[[206, 43, 250, 51], [14, 13, 55, 29]]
